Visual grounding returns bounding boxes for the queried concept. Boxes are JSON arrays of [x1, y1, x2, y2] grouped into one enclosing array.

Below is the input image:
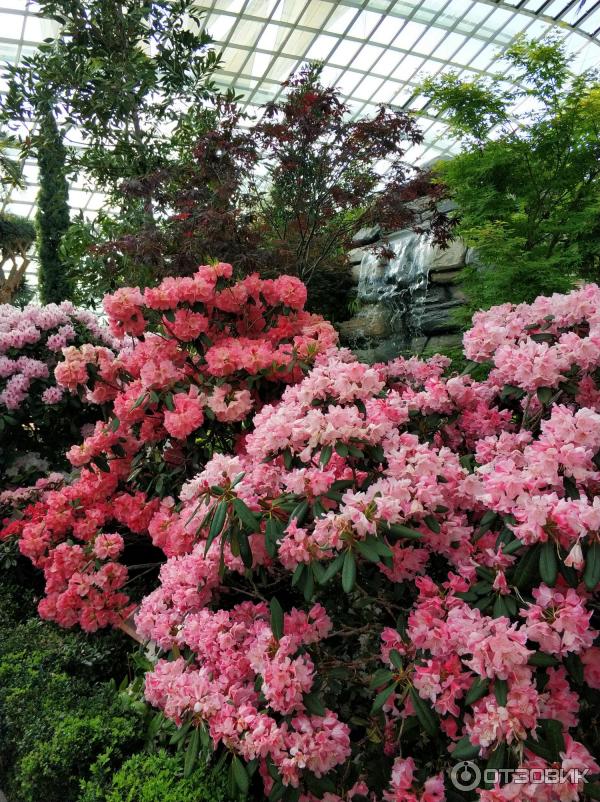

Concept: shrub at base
[[79, 750, 229, 802]]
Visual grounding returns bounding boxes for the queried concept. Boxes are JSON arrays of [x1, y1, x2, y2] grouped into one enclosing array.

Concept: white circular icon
[[450, 761, 482, 792]]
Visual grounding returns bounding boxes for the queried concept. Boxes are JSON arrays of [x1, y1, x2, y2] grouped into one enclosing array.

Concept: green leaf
[[238, 530, 253, 568], [584, 541, 600, 590], [371, 682, 396, 713], [130, 391, 147, 411], [565, 652, 584, 685], [335, 442, 349, 458], [389, 649, 403, 670], [265, 517, 283, 557], [512, 543, 542, 588], [584, 783, 600, 799], [537, 386, 553, 405], [386, 523, 423, 540], [232, 755, 249, 794], [494, 678, 508, 707], [528, 651, 559, 667], [319, 553, 344, 584], [232, 498, 260, 532], [408, 687, 438, 737], [184, 727, 201, 777], [270, 597, 284, 641], [524, 737, 554, 762], [503, 538, 524, 555], [289, 500, 309, 525], [481, 510, 497, 527], [452, 735, 480, 760], [303, 692, 326, 716], [291, 563, 305, 587], [369, 668, 395, 689], [539, 540, 557, 586], [110, 416, 120, 432], [319, 444, 333, 467], [484, 742, 506, 786], [342, 550, 356, 592], [492, 595, 509, 619], [424, 515, 441, 533], [465, 677, 489, 706], [269, 781, 285, 801], [355, 539, 381, 562], [541, 718, 565, 762]]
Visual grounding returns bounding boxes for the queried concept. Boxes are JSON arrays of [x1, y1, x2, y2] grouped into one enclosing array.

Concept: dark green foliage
[[36, 105, 71, 304], [0, 583, 141, 802], [422, 36, 600, 318], [3, 0, 222, 192], [0, 213, 35, 251], [78, 750, 229, 802]]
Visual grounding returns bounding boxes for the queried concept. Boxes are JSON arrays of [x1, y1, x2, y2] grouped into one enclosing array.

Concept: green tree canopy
[[422, 35, 600, 317], [3, 0, 224, 191]]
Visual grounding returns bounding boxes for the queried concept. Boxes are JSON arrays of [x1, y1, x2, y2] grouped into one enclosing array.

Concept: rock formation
[[339, 225, 468, 362]]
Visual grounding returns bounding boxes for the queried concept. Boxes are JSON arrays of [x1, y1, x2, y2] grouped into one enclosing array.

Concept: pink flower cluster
[[5, 281, 600, 799], [4, 265, 336, 630], [0, 301, 114, 411], [143, 602, 350, 788]]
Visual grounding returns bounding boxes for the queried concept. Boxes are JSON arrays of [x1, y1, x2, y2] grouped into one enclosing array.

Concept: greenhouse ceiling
[[1, 0, 600, 227]]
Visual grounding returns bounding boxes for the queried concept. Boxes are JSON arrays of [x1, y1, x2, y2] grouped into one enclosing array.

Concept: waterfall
[[356, 231, 432, 345]]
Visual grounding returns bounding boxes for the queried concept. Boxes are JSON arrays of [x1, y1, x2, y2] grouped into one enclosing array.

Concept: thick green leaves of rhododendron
[[3, 275, 600, 801]]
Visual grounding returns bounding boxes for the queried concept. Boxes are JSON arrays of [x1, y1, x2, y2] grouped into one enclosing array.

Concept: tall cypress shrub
[[36, 106, 71, 304]]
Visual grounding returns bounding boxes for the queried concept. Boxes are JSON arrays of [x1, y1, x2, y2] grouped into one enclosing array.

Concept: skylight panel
[[306, 33, 338, 60], [415, 26, 448, 56], [372, 48, 405, 76], [220, 47, 249, 73], [432, 31, 468, 60], [370, 80, 403, 103], [346, 9, 384, 39], [397, 20, 429, 49], [0, 9, 24, 39], [544, 0, 572, 16], [334, 69, 364, 95], [229, 18, 265, 48], [368, 15, 406, 44], [353, 73, 385, 100], [580, 9, 600, 33], [265, 56, 298, 82], [523, 0, 549, 11], [451, 37, 486, 65], [247, 51, 272, 77], [392, 53, 425, 79], [354, 43, 386, 71], [22, 12, 56, 40], [206, 13, 237, 42], [329, 38, 363, 66], [281, 28, 318, 56], [213, 0, 246, 13], [323, 6, 359, 35], [245, 0, 280, 15], [297, 2, 337, 31]]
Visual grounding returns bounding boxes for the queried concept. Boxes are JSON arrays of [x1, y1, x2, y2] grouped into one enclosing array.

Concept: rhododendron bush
[[0, 301, 115, 484], [4, 279, 600, 801], [2, 263, 336, 630]]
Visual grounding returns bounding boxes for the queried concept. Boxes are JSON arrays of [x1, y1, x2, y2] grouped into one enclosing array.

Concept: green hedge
[[0, 582, 142, 802], [79, 750, 229, 802]]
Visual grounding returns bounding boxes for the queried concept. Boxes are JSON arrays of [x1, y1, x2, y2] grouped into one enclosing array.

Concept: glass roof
[[1, 0, 599, 284]]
